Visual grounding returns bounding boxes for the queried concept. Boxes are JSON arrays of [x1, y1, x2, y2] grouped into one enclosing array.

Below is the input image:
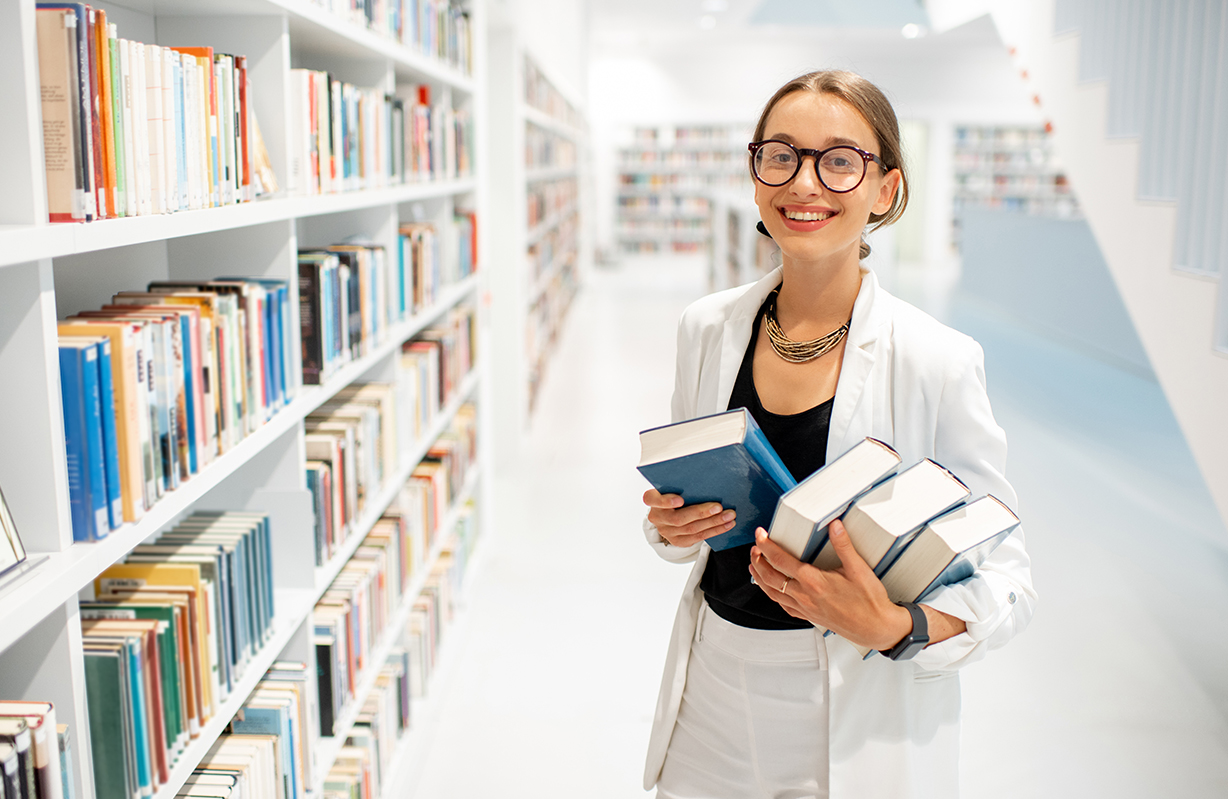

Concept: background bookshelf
[[705, 190, 777, 293], [487, 35, 588, 466], [951, 123, 1080, 248], [615, 123, 750, 256], [0, 3, 492, 799]]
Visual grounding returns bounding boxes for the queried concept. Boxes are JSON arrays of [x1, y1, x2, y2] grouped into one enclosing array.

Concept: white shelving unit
[[615, 124, 750, 256], [706, 191, 777, 293], [486, 35, 587, 466], [0, 3, 493, 799]]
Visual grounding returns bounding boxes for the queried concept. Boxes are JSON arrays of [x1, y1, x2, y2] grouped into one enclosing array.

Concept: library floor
[[412, 254, 1228, 798]]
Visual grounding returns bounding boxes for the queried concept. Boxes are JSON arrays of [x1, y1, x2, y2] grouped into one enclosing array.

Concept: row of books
[[307, 0, 473, 74], [313, 433, 472, 739], [527, 178, 577, 230], [523, 57, 582, 129], [400, 310, 477, 434], [529, 216, 578, 287], [296, 217, 477, 388], [57, 280, 294, 541], [306, 383, 400, 568], [525, 123, 577, 171], [0, 486, 26, 582], [638, 413, 1021, 657], [287, 73, 473, 196], [81, 510, 276, 799], [321, 655, 409, 799], [0, 703, 73, 799], [35, 5, 269, 224]]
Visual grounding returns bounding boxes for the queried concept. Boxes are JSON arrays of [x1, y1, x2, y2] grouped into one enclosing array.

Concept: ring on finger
[[781, 577, 790, 595]]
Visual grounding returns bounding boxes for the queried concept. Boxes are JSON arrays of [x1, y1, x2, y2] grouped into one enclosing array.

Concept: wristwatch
[[880, 602, 929, 661]]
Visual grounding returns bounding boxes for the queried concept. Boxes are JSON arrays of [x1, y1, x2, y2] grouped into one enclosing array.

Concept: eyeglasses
[[748, 140, 888, 192]]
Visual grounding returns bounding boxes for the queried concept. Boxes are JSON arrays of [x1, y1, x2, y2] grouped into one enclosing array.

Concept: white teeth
[[784, 210, 833, 221]]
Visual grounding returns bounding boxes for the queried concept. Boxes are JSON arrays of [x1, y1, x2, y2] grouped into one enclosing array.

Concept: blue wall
[[957, 205, 1154, 378]]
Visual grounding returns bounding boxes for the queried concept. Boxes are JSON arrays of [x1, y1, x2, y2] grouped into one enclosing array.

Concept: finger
[[752, 527, 803, 577], [749, 548, 786, 592], [827, 519, 872, 577], [676, 509, 736, 540], [643, 489, 684, 509]]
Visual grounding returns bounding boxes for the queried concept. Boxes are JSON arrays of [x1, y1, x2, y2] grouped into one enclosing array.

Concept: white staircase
[[928, 0, 1228, 532]]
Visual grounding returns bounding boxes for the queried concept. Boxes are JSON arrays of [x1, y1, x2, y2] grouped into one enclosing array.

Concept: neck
[[775, 249, 863, 334]]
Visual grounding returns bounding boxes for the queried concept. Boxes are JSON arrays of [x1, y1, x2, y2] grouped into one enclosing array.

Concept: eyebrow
[[767, 133, 867, 150]]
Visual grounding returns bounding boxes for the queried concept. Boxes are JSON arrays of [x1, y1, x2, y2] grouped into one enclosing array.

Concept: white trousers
[[656, 600, 830, 799]]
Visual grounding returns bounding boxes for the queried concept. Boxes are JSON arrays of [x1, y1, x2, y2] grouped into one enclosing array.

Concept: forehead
[[763, 91, 878, 151]]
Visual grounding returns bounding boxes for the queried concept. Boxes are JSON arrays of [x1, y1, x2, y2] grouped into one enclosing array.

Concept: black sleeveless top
[[699, 295, 834, 630]]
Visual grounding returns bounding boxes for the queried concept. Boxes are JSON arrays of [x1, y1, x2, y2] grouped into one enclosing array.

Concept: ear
[[871, 168, 902, 216]]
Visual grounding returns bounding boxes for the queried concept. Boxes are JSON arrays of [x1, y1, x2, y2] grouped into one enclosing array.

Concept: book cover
[[56, 726, 75, 799], [638, 408, 796, 551], [35, 8, 82, 222], [39, 3, 96, 220], [82, 649, 133, 799], [768, 438, 901, 563], [58, 340, 109, 541], [95, 338, 124, 530]]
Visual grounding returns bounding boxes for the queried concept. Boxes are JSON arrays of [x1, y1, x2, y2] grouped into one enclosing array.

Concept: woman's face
[[753, 91, 901, 269]]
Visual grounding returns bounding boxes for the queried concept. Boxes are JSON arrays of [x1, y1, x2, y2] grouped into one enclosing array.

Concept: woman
[[641, 71, 1036, 799]]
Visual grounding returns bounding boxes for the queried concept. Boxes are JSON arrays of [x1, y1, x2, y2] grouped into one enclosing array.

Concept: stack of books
[[0, 702, 73, 799], [35, 5, 269, 223], [58, 280, 293, 541], [226, 661, 318, 799], [81, 510, 276, 799], [638, 410, 1021, 648], [305, 382, 399, 566]]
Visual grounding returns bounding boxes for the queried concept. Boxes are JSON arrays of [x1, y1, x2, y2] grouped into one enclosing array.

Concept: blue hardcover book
[[59, 340, 110, 541], [95, 338, 124, 530], [637, 408, 795, 551], [177, 313, 198, 474], [769, 438, 902, 563]]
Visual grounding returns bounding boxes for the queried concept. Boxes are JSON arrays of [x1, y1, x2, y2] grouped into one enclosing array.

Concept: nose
[[791, 155, 824, 195]]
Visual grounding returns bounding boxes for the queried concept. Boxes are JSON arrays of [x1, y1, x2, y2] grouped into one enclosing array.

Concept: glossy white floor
[[412, 254, 1228, 798]]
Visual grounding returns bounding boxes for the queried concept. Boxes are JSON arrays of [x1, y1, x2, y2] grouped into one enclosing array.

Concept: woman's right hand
[[642, 489, 736, 547]]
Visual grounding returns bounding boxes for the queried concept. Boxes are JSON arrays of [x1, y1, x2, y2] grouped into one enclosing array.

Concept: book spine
[[85, 9, 105, 219], [58, 344, 91, 541], [96, 338, 124, 530], [68, 6, 96, 221], [144, 43, 164, 214]]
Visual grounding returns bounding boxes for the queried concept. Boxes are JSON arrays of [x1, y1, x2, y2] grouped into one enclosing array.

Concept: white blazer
[[643, 267, 1037, 798]]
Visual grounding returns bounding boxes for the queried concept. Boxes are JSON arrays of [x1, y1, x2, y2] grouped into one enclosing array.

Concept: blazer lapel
[[827, 269, 889, 460], [713, 268, 783, 412]]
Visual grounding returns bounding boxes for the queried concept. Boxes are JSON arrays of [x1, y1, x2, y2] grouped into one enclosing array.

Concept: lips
[[778, 207, 838, 232]]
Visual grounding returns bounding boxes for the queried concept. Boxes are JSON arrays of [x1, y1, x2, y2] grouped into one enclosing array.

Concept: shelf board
[[311, 468, 481, 788], [521, 105, 585, 142], [0, 276, 479, 655], [524, 166, 578, 184], [312, 370, 480, 595], [0, 179, 477, 269]]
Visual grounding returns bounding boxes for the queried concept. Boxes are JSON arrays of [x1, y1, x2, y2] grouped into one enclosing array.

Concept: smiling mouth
[[780, 209, 836, 222]]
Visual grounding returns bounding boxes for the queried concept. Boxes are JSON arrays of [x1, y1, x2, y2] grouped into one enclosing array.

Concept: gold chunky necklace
[[764, 289, 850, 364]]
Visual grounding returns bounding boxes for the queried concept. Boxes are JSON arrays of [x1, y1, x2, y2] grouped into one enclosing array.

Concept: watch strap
[[880, 602, 930, 661]]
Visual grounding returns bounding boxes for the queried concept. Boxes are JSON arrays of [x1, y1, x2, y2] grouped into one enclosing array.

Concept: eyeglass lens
[[752, 142, 866, 191]]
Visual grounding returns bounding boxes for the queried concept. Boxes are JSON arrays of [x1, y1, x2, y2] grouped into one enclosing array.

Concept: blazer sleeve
[[911, 340, 1037, 672], [643, 306, 705, 564]]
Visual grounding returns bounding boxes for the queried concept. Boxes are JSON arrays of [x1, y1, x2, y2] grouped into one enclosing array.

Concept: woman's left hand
[[749, 520, 913, 651]]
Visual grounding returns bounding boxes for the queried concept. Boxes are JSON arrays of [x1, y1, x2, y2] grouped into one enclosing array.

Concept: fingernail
[[755, 528, 766, 542], [708, 505, 722, 516], [721, 510, 735, 522], [671, 497, 684, 508], [724, 521, 735, 530], [829, 522, 844, 537]]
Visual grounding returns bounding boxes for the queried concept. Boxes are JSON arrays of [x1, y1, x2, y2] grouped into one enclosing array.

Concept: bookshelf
[[487, 38, 586, 464], [706, 190, 776, 293], [951, 124, 1080, 247], [0, 3, 492, 799], [615, 123, 750, 255]]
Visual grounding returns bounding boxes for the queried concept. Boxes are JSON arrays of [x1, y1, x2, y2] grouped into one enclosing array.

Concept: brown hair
[[752, 70, 909, 259]]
